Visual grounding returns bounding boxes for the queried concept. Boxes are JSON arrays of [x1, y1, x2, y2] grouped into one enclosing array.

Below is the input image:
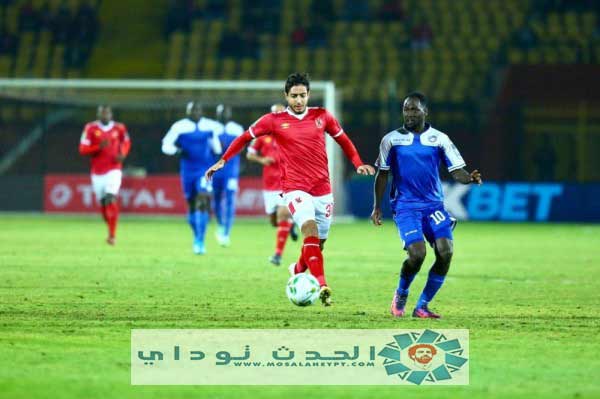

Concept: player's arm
[[116, 127, 131, 163], [211, 123, 224, 155], [451, 168, 482, 185], [161, 124, 184, 156], [371, 135, 392, 226], [206, 114, 272, 180], [325, 112, 374, 175], [371, 168, 389, 226], [440, 134, 482, 185], [78, 127, 107, 156], [246, 142, 274, 166]]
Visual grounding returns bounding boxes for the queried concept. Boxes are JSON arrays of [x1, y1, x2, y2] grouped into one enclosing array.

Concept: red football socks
[[275, 220, 291, 256], [302, 236, 326, 286], [104, 201, 119, 238], [294, 251, 308, 274]]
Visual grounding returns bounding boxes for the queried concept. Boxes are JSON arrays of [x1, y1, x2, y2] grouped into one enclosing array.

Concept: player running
[[78, 105, 131, 246], [246, 103, 299, 267], [212, 104, 244, 247], [206, 73, 375, 306], [161, 101, 223, 255], [371, 92, 482, 318]]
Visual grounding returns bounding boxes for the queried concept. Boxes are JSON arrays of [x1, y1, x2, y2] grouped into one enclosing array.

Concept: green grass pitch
[[1, 214, 599, 398]]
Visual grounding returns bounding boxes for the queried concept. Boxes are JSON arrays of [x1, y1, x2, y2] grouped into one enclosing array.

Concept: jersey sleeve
[[247, 138, 262, 155], [161, 123, 181, 155], [324, 110, 344, 138], [248, 113, 273, 138], [440, 134, 466, 172], [211, 122, 224, 155], [120, 124, 131, 156], [375, 135, 392, 170], [78, 124, 100, 155]]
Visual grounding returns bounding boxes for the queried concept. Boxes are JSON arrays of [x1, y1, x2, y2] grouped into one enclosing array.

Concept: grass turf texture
[[1, 214, 599, 398]]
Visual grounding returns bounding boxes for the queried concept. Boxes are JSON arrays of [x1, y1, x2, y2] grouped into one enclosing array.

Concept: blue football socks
[[416, 270, 446, 309]]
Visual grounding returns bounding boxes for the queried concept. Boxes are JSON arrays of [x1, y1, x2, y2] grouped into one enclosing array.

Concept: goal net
[[0, 79, 347, 214]]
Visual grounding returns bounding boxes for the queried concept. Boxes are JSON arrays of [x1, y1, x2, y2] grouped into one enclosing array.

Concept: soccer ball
[[286, 273, 320, 306]]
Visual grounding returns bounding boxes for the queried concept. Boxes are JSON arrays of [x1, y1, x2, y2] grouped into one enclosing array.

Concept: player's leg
[[211, 176, 225, 241], [269, 205, 292, 266], [192, 189, 212, 255], [311, 193, 334, 306], [221, 177, 239, 246], [284, 191, 328, 296], [102, 170, 122, 245], [391, 210, 426, 317], [182, 175, 201, 252], [92, 173, 108, 226], [413, 207, 455, 318]]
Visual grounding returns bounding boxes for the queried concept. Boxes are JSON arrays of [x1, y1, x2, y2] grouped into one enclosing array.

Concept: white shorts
[[91, 169, 122, 202], [263, 190, 285, 214], [283, 190, 334, 239]]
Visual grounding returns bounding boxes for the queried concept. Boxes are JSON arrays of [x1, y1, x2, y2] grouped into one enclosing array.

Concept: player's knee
[[436, 240, 454, 265], [269, 212, 278, 227], [407, 245, 426, 266], [319, 239, 326, 251], [104, 194, 116, 204], [300, 220, 318, 238], [276, 206, 289, 223], [437, 246, 453, 265], [195, 196, 210, 211]]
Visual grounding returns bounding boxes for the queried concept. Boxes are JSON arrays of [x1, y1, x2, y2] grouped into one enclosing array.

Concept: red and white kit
[[79, 120, 131, 201], [224, 107, 363, 239]]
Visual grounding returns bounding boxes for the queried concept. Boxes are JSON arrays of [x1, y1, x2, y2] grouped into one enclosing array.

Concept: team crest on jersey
[[265, 137, 272, 143], [281, 123, 290, 129], [428, 135, 438, 143], [315, 118, 323, 128]]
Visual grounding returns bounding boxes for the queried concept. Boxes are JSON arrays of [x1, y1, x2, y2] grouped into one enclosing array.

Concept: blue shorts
[[212, 174, 239, 193], [393, 205, 457, 249], [181, 173, 212, 200]]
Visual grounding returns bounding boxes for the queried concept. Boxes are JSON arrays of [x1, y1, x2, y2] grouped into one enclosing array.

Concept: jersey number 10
[[429, 210, 446, 225]]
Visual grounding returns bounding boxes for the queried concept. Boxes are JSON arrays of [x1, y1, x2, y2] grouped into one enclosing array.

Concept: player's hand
[[262, 156, 275, 166], [371, 208, 383, 226], [99, 139, 109, 149], [470, 169, 482, 185], [205, 159, 226, 181], [357, 164, 375, 175]]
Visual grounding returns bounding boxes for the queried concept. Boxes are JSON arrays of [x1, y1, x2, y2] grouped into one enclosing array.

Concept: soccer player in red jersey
[[79, 105, 131, 245], [247, 104, 298, 266], [206, 73, 375, 305]]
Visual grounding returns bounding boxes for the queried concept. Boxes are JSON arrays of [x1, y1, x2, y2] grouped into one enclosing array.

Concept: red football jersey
[[248, 107, 345, 196], [79, 121, 131, 175], [247, 135, 282, 191]]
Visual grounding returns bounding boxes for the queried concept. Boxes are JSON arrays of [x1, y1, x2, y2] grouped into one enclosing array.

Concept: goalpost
[[0, 78, 347, 214]]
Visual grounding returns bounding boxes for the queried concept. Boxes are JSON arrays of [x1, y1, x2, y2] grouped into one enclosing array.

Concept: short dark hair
[[285, 72, 310, 94], [404, 91, 428, 109]]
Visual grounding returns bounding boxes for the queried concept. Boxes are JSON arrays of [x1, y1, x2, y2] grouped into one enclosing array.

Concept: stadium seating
[[0, 0, 100, 79]]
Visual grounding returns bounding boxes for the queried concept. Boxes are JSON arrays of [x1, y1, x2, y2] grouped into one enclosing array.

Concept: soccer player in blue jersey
[[162, 101, 223, 255], [371, 92, 482, 318], [212, 104, 244, 247]]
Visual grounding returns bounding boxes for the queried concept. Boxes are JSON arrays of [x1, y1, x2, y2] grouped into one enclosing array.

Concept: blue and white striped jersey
[[375, 124, 466, 211], [161, 117, 223, 176]]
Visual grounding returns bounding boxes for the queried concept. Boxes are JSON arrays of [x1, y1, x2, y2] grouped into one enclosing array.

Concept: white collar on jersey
[[402, 123, 431, 135], [97, 121, 115, 131], [286, 106, 309, 120]]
